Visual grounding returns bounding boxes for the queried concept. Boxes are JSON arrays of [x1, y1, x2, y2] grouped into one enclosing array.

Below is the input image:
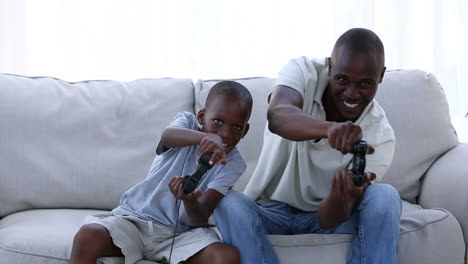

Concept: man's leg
[[346, 183, 402, 264], [295, 184, 401, 264], [214, 191, 291, 264], [292, 184, 401, 264]]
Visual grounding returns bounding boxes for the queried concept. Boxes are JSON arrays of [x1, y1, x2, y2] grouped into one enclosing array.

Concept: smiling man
[[214, 28, 402, 264]]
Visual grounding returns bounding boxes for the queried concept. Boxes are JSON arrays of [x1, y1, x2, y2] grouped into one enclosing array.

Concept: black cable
[[167, 198, 182, 264], [167, 152, 213, 263]]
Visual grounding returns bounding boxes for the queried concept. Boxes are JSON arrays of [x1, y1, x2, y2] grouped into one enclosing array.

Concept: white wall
[[1, 0, 467, 141]]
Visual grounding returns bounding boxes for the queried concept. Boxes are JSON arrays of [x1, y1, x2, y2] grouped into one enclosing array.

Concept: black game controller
[[351, 139, 367, 186], [181, 152, 214, 194]]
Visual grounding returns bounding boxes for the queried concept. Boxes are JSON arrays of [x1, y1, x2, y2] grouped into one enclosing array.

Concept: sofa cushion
[[0, 209, 157, 264], [194, 77, 275, 191], [0, 209, 106, 264], [0, 74, 195, 218], [375, 70, 458, 202], [1, 202, 463, 264]]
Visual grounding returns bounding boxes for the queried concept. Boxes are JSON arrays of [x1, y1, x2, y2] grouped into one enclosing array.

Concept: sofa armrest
[[419, 142, 468, 258]]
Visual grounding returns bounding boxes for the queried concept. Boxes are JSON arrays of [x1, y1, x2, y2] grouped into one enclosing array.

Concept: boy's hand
[[198, 133, 227, 165], [168, 176, 201, 201]]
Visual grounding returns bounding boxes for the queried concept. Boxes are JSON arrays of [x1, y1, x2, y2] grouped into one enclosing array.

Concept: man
[[214, 28, 402, 264]]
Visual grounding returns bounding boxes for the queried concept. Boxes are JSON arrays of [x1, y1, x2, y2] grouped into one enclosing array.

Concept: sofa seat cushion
[[0, 209, 107, 264], [0, 209, 159, 264], [268, 201, 465, 264], [1, 202, 464, 264]]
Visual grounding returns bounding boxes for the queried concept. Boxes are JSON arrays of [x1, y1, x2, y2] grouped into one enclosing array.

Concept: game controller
[[181, 152, 214, 194], [351, 139, 367, 186]]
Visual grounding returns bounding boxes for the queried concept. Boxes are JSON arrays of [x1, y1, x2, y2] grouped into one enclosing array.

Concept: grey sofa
[[0, 70, 466, 264]]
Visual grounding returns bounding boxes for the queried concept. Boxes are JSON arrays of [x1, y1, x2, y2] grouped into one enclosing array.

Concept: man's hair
[[332, 28, 385, 65], [205, 80, 253, 118]]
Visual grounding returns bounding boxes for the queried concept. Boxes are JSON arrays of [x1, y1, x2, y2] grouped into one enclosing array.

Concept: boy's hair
[[205, 80, 253, 119]]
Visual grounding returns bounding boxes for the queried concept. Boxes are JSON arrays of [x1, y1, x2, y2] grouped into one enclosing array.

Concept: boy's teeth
[[344, 102, 358, 108]]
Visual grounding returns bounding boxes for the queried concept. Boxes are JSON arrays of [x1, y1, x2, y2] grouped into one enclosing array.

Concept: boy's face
[[326, 47, 385, 122], [197, 95, 250, 154]]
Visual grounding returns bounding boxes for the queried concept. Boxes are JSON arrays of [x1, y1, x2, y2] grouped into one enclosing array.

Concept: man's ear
[[379, 66, 386, 83], [197, 108, 205, 124], [327, 57, 332, 76], [241, 123, 250, 138]]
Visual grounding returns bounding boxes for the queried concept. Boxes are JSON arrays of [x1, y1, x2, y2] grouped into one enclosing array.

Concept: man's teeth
[[344, 102, 358, 108], [223, 144, 229, 147]]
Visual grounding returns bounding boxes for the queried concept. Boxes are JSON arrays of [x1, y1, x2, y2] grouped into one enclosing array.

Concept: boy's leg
[[214, 190, 291, 264], [69, 223, 123, 264], [184, 242, 240, 264]]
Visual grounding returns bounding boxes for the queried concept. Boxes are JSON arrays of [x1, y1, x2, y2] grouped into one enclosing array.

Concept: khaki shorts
[[83, 213, 221, 264]]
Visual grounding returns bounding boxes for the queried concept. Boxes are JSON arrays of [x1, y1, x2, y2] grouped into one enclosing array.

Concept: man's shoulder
[[289, 56, 328, 73], [361, 100, 395, 140]]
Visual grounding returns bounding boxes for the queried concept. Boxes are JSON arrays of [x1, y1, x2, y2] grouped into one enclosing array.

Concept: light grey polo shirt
[[243, 57, 396, 212], [113, 112, 246, 231]]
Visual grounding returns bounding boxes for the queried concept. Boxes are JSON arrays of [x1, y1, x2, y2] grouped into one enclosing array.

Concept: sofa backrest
[[375, 70, 458, 202], [0, 74, 194, 218], [195, 70, 459, 202], [0, 70, 458, 218]]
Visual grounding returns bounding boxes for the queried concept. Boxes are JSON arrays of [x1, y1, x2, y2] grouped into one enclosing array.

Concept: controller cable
[[167, 152, 213, 264]]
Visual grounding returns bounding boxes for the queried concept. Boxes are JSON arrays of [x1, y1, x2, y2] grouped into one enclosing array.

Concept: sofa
[[0, 69, 466, 264]]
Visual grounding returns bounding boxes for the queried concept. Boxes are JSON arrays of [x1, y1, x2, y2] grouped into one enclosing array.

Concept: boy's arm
[[160, 127, 207, 149], [168, 176, 223, 226], [159, 127, 227, 165]]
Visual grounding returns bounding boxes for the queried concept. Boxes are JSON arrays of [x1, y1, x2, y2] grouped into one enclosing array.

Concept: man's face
[[197, 95, 250, 154], [326, 47, 385, 122]]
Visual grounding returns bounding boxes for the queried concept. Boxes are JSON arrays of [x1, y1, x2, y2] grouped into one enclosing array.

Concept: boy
[[69, 80, 253, 264]]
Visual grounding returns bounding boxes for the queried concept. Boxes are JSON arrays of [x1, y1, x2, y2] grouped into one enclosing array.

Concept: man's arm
[[267, 85, 332, 141], [268, 85, 366, 154], [168, 176, 223, 226]]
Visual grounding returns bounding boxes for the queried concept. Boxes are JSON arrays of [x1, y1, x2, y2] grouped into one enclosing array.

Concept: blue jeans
[[214, 184, 402, 264]]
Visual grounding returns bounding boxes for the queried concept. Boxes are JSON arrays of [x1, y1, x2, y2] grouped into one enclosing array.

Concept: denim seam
[[358, 221, 366, 264]]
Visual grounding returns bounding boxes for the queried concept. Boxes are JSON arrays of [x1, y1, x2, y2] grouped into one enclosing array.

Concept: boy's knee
[[73, 224, 109, 252], [207, 243, 240, 264]]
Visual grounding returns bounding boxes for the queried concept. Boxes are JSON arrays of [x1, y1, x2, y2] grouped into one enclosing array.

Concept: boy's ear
[[241, 123, 250, 138], [197, 108, 206, 124]]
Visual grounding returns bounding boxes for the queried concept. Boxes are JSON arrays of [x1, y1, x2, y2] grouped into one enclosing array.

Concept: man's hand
[[320, 169, 376, 229], [327, 121, 364, 154], [198, 134, 227, 165], [168, 176, 201, 201], [332, 169, 376, 215]]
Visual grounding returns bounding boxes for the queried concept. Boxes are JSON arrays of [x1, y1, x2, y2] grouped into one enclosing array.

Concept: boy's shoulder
[[169, 111, 200, 130]]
